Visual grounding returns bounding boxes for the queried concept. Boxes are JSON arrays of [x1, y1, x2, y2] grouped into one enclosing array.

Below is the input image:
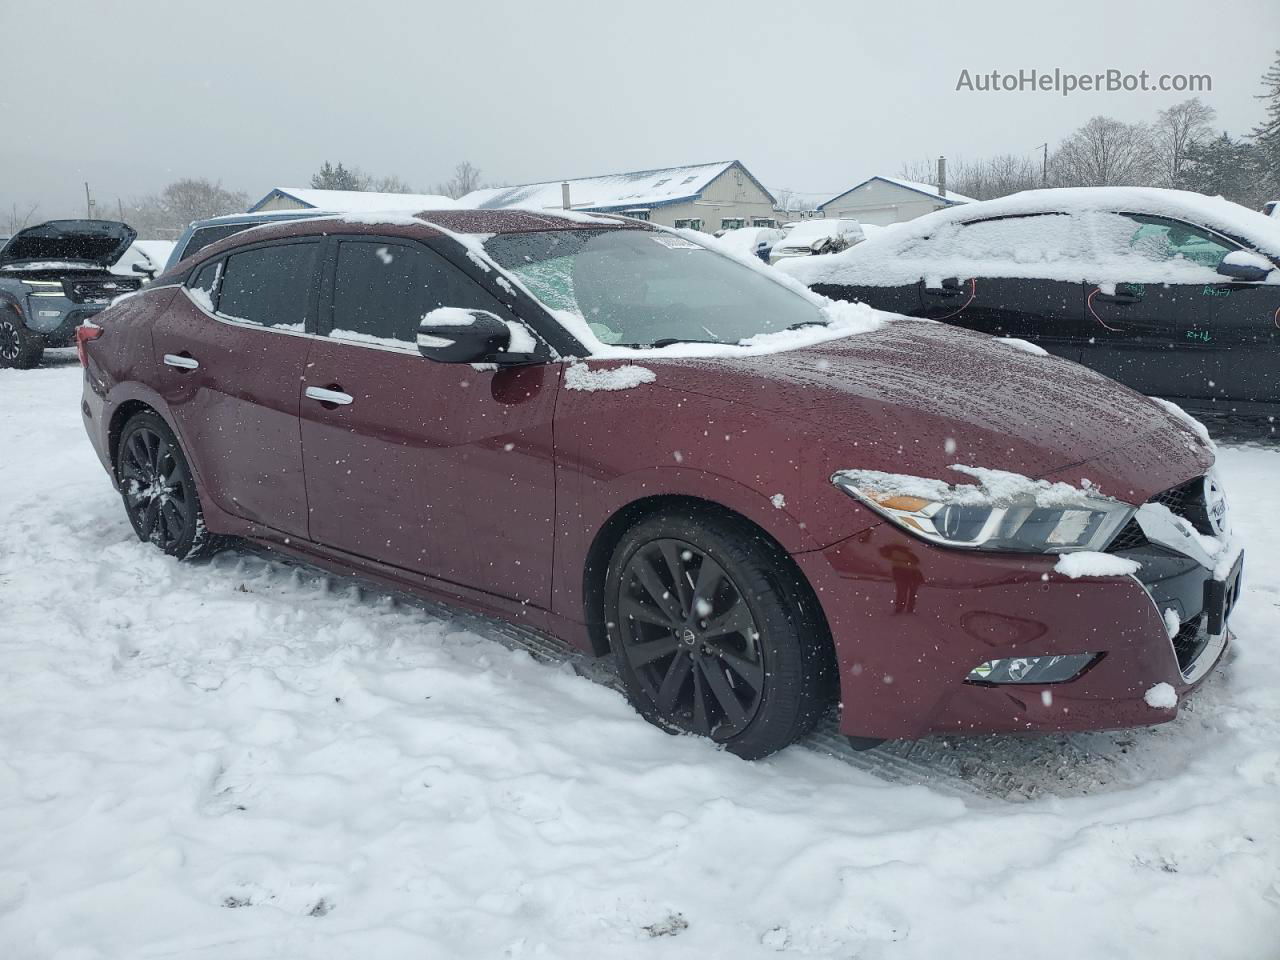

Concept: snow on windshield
[[472, 225, 886, 359]]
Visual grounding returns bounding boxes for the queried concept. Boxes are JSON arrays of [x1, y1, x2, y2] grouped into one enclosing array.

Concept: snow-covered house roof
[[818, 176, 976, 212], [248, 187, 457, 213], [459, 161, 774, 213]]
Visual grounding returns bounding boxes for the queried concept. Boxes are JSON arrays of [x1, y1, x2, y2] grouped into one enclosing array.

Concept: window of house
[[216, 242, 318, 331], [329, 240, 507, 350], [621, 209, 650, 221], [721, 218, 746, 230], [673, 218, 703, 231]]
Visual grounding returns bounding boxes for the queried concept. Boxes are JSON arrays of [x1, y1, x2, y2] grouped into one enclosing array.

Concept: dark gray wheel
[[116, 412, 224, 560], [0, 311, 44, 369], [604, 509, 835, 759]]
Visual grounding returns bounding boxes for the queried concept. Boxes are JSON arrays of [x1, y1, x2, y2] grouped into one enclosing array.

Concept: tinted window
[[1121, 215, 1238, 269], [329, 241, 506, 349], [217, 243, 318, 330], [181, 222, 266, 262], [189, 259, 221, 312]]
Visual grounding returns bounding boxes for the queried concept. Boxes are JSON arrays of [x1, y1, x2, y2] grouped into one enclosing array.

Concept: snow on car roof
[[780, 187, 1280, 288], [251, 188, 459, 212]]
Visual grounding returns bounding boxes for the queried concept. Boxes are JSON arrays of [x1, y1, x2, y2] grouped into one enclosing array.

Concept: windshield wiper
[[645, 337, 719, 348], [784, 320, 830, 332]]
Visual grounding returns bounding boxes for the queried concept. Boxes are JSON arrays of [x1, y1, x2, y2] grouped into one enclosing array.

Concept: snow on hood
[[642, 318, 1213, 505], [779, 187, 1280, 288], [0, 220, 137, 268]]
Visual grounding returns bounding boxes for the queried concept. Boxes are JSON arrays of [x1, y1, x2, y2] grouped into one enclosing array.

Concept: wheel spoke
[[658, 541, 693, 616], [139, 500, 160, 540], [127, 433, 150, 471], [620, 594, 677, 629], [632, 554, 683, 623], [689, 664, 712, 735], [161, 501, 184, 545], [711, 646, 764, 693], [700, 600, 755, 641], [690, 555, 726, 619], [654, 650, 692, 715], [627, 633, 679, 667], [701, 658, 749, 727]]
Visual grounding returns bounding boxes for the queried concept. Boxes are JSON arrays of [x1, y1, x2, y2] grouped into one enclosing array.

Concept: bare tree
[[368, 174, 416, 194], [435, 161, 484, 200], [772, 187, 796, 211], [123, 179, 248, 238], [1049, 116, 1156, 187], [1152, 98, 1217, 188], [898, 154, 1039, 200], [4, 202, 40, 233]]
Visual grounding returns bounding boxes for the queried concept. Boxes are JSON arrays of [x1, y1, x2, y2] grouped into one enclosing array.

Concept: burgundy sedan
[[79, 209, 1239, 759]]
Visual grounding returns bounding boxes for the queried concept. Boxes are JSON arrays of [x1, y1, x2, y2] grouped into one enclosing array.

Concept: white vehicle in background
[[111, 240, 178, 280], [713, 225, 785, 262], [768, 218, 865, 263]]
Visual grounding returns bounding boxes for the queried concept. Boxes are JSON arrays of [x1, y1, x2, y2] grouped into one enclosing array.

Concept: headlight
[[25, 280, 65, 298], [832, 466, 1134, 553]]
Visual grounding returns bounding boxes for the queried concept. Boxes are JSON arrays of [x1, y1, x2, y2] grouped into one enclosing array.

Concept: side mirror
[[1216, 250, 1274, 283], [416, 308, 536, 364], [131, 262, 156, 279]]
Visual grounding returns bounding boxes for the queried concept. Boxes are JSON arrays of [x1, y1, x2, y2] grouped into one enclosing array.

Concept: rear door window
[[217, 242, 319, 331], [328, 240, 508, 350]]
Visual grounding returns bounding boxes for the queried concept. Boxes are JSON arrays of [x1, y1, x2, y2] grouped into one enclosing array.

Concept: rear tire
[[604, 508, 835, 760], [116, 412, 226, 560], [0, 311, 44, 369]]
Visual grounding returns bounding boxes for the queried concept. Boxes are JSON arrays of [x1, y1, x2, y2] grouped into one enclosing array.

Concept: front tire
[[0, 310, 44, 369], [604, 509, 834, 759], [116, 412, 224, 560]]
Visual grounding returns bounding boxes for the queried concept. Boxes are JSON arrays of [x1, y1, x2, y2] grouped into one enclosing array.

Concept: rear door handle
[[1092, 287, 1143, 305], [305, 385, 354, 406], [163, 353, 199, 370]]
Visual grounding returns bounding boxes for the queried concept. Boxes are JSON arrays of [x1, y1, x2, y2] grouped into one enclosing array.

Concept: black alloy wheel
[[617, 538, 766, 740], [605, 509, 835, 759], [0, 313, 43, 369], [116, 413, 222, 560]]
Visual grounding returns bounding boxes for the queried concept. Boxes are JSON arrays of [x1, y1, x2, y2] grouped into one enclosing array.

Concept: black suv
[[0, 220, 142, 368]]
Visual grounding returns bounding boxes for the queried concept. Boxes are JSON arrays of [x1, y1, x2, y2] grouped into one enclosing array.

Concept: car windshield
[[482, 228, 824, 347]]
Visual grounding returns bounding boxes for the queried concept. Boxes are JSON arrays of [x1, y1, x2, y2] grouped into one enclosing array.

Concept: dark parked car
[[163, 210, 330, 271], [779, 188, 1280, 418], [80, 209, 1238, 758], [0, 220, 142, 368]]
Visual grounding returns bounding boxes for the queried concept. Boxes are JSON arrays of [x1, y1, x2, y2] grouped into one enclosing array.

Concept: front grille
[[61, 276, 142, 304], [1106, 475, 1211, 553], [1171, 615, 1209, 673]]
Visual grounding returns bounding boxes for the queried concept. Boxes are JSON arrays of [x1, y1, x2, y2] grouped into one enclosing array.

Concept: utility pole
[[84, 182, 96, 219], [117, 198, 124, 221], [1037, 143, 1048, 187]]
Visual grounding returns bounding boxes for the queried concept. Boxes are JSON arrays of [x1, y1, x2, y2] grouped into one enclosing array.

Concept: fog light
[[966, 653, 1097, 685]]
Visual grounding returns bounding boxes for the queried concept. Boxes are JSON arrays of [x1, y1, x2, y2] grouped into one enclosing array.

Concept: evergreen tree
[[1250, 50, 1280, 201], [309, 161, 366, 191]]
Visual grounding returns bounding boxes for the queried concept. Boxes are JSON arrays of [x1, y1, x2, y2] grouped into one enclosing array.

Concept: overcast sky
[[3, 0, 1276, 221]]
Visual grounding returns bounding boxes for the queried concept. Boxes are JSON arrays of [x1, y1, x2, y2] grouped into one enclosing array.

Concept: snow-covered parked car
[[712, 225, 784, 262], [79, 208, 1238, 759], [780, 187, 1280, 419], [0, 220, 142, 368], [768, 218, 865, 263]]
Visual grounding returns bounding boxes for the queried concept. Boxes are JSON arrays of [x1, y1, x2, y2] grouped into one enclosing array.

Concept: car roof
[[155, 208, 652, 281]]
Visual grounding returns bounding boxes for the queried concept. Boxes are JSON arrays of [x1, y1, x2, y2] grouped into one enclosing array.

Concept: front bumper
[[796, 522, 1235, 740], [21, 296, 107, 346]]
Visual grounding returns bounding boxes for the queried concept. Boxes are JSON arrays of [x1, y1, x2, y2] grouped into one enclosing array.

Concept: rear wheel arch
[[108, 400, 163, 471]]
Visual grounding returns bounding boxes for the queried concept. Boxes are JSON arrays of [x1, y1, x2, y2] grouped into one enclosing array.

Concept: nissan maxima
[[78, 209, 1241, 759]]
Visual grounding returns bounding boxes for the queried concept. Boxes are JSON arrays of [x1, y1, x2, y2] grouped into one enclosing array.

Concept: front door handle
[[305, 385, 354, 406], [163, 353, 199, 370]]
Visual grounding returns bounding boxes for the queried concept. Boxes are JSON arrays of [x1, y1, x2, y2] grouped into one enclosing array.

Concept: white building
[[459, 161, 778, 232], [817, 176, 974, 226], [248, 187, 456, 213]]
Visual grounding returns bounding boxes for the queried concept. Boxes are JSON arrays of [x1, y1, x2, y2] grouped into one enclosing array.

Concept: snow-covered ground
[[2, 358, 1279, 959]]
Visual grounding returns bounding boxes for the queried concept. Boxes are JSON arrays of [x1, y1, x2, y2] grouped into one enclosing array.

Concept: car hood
[[645, 319, 1212, 505], [0, 220, 137, 269]]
